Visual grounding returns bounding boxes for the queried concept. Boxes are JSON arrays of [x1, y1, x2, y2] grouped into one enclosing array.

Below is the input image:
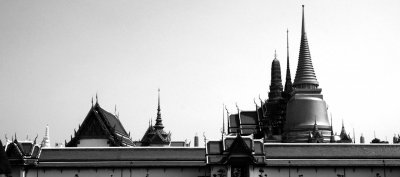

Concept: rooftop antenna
[[374, 131, 376, 139], [353, 128, 356, 144]]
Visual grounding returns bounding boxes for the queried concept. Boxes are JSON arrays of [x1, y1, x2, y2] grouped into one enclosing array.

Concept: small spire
[[41, 125, 50, 147], [225, 105, 230, 134], [269, 50, 283, 100], [96, 93, 98, 104], [222, 103, 225, 135], [154, 88, 164, 129], [91, 97, 94, 107], [284, 29, 293, 94]]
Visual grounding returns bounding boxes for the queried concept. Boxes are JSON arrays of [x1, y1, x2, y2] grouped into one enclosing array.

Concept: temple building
[[3, 5, 400, 177], [65, 97, 134, 147], [226, 6, 353, 144], [136, 89, 173, 146]]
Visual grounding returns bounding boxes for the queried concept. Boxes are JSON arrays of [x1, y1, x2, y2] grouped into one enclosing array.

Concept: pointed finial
[[222, 103, 225, 135], [91, 97, 94, 107], [302, 5, 305, 34], [154, 88, 164, 129], [95, 93, 98, 104], [158, 88, 161, 111], [342, 119, 344, 128], [224, 105, 230, 115], [253, 98, 258, 107], [284, 28, 293, 94], [34, 134, 38, 144], [258, 95, 264, 104], [235, 103, 239, 113], [274, 50, 277, 59]]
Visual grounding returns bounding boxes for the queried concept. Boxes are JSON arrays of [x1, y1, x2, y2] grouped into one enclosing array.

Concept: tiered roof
[[139, 90, 171, 146]]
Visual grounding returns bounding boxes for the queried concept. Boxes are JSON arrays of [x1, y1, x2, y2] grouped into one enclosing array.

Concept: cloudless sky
[[1, 0, 400, 146]]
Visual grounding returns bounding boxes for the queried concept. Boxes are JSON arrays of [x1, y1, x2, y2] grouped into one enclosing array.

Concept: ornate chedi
[[40, 125, 50, 147], [263, 51, 287, 140], [139, 89, 171, 146], [283, 5, 332, 142]]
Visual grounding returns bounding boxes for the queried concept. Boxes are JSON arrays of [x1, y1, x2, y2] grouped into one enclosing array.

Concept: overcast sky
[[1, 0, 400, 146]]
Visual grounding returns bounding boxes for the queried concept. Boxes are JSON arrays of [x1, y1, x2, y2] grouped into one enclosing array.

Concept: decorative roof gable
[[66, 103, 133, 147]]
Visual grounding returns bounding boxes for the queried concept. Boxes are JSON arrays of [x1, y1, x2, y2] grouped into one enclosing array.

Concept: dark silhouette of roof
[[66, 103, 133, 147], [0, 140, 11, 175]]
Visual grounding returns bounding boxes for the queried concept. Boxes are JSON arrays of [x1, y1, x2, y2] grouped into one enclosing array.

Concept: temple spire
[[293, 5, 319, 89], [284, 29, 293, 94], [41, 124, 50, 147], [154, 88, 164, 129], [268, 51, 283, 100]]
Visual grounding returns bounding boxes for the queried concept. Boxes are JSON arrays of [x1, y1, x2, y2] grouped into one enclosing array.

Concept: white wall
[[252, 167, 400, 177], [77, 139, 109, 147], [25, 167, 209, 177]]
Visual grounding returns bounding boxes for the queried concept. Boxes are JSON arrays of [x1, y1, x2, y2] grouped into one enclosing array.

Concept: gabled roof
[[227, 134, 252, 155], [66, 103, 134, 147]]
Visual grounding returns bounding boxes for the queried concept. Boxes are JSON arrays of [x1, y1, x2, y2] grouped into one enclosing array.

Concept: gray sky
[[1, 0, 400, 145]]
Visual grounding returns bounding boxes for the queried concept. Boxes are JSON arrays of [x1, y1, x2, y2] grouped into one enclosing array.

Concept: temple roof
[[140, 125, 171, 146], [228, 111, 261, 136], [66, 102, 134, 147], [293, 5, 319, 88], [140, 91, 171, 146]]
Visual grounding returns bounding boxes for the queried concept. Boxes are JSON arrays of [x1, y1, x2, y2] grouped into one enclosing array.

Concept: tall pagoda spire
[[293, 5, 319, 89], [284, 29, 293, 93], [268, 50, 283, 100], [154, 88, 164, 129]]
